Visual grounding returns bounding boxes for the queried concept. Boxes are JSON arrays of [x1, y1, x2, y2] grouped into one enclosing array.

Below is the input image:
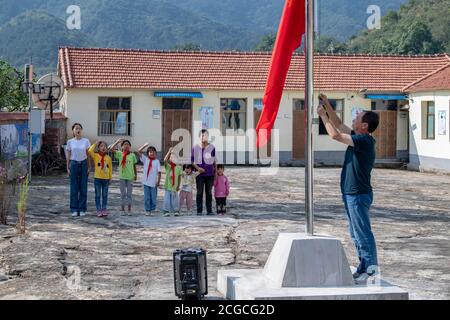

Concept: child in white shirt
[[137, 144, 161, 215]]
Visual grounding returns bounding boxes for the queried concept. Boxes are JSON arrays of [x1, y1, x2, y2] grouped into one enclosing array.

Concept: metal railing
[[98, 121, 134, 136]]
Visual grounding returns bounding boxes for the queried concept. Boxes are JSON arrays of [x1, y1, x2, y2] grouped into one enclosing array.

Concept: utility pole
[[25, 59, 33, 183]]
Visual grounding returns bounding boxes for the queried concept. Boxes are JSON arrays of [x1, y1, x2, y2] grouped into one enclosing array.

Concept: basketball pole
[[27, 58, 33, 183]]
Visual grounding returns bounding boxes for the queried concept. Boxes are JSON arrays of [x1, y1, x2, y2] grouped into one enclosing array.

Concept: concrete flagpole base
[[217, 233, 408, 300]]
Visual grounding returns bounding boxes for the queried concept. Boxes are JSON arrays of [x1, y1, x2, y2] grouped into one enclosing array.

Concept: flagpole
[[305, 0, 315, 236]]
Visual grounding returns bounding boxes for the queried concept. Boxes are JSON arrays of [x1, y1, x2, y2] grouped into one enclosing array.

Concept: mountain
[[347, 0, 450, 54], [0, 0, 260, 75], [254, 0, 450, 55], [0, 10, 95, 75], [0, 0, 411, 75], [0, 0, 259, 50], [171, 0, 408, 40], [315, 0, 407, 40], [74, 0, 259, 50]]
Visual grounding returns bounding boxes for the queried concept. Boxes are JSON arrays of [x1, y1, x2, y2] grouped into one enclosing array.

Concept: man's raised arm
[[317, 105, 354, 147], [319, 94, 352, 134]]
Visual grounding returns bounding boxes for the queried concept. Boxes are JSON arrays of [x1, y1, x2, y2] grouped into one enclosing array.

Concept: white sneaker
[[71, 212, 78, 217], [354, 273, 370, 285], [163, 212, 171, 217], [79, 212, 86, 217]]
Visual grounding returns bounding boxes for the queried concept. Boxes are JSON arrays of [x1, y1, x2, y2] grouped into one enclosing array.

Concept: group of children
[[86, 138, 230, 217]]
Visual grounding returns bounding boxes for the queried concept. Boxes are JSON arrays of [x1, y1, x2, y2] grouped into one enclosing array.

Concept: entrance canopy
[[365, 94, 408, 100], [154, 92, 203, 98]]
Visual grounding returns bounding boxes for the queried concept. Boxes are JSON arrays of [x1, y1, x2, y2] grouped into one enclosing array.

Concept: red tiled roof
[[403, 63, 450, 92], [0, 112, 66, 122], [58, 47, 450, 92]]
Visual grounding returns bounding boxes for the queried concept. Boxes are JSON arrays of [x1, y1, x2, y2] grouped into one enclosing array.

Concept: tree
[[346, 0, 450, 55], [0, 59, 28, 112], [254, 33, 276, 52], [172, 43, 202, 51], [393, 21, 443, 54], [315, 36, 348, 53]]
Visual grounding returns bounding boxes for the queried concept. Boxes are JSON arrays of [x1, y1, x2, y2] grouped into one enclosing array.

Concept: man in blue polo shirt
[[317, 94, 380, 283]]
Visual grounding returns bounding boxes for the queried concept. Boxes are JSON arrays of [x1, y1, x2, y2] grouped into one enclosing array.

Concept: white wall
[[409, 91, 450, 171], [192, 91, 266, 164], [207, 90, 372, 153], [62, 88, 379, 157], [397, 111, 409, 152], [205, 90, 293, 152], [63, 88, 163, 150]]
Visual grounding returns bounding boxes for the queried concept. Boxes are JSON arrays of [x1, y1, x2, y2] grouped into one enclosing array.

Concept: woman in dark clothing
[[191, 129, 217, 215]]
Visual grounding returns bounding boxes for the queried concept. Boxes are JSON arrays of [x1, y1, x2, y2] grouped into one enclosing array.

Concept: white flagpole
[[305, 0, 315, 236]]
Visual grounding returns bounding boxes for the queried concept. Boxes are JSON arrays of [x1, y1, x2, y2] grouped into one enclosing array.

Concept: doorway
[[292, 99, 305, 160], [162, 98, 192, 159]]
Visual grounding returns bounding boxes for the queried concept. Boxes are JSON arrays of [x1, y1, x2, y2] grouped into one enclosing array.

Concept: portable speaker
[[173, 248, 208, 300]]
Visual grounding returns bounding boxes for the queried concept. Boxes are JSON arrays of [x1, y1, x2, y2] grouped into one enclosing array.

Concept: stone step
[[218, 269, 409, 300], [217, 233, 409, 300]]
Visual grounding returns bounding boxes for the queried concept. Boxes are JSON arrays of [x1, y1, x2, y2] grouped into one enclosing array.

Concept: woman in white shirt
[[66, 123, 91, 217]]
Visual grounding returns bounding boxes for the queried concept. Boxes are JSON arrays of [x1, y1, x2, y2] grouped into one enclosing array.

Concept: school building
[[403, 64, 450, 173], [57, 47, 450, 170]]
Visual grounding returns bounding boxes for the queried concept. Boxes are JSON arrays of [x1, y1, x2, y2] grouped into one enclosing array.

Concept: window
[[387, 100, 398, 111], [163, 98, 192, 110], [319, 99, 344, 135], [293, 99, 305, 111], [254, 99, 263, 111], [371, 101, 377, 111], [98, 97, 132, 136], [421, 101, 435, 140], [221, 98, 247, 133]]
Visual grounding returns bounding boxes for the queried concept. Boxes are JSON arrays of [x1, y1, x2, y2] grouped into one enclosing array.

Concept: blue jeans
[[119, 179, 133, 206], [163, 190, 179, 212], [94, 178, 110, 211], [70, 160, 88, 213], [343, 193, 378, 274], [144, 185, 158, 212]]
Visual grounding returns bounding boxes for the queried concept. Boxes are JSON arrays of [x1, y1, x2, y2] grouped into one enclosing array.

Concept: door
[[162, 98, 192, 159], [292, 99, 305, 160], [254, 109, 272, 159], [373, 110, 397, 159]]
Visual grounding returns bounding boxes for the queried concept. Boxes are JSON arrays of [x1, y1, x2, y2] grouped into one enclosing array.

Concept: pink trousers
[[179, 190, 193, 211]]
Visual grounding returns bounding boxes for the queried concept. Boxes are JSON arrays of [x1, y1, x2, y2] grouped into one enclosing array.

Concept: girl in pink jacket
[[214, 164, 230, 215]]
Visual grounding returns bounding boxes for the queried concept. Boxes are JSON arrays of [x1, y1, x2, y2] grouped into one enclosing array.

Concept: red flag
[[256, 0, 306, 148]]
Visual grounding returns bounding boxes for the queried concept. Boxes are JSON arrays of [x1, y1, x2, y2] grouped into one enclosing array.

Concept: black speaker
[[173, 248, 208, 300]]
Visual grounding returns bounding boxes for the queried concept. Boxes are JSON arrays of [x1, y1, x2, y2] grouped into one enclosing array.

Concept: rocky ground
[[0, 167, 449, 300]]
